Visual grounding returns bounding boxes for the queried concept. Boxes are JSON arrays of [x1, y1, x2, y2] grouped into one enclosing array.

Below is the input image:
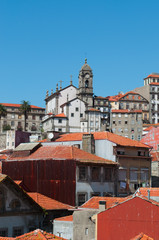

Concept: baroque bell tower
[[77, 59, 94, 107]]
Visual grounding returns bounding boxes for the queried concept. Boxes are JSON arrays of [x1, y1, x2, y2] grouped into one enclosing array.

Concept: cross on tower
[[70, 75, 73, 85], [59, 80, 63, 90]]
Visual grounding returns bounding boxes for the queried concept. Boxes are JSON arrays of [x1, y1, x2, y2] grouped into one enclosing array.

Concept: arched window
[[10, 199, 21, 210], [85, 80, 89, 88]]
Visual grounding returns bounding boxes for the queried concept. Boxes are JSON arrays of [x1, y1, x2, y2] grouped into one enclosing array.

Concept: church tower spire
[[77, 59, 94, 107]]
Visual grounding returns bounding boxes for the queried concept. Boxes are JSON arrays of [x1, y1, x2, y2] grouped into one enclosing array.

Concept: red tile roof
[[15, 229, 67, 239], [87, 108, 100, 112], [54, 215, 73, 222], [130, 232, 154, 240], [144, 74, 159, 79], [55, 131, 151, 149], [112, 109, 142, 113], [54, 113, 67, 118], [150, 152, 159, 162], [149, 82, 159, 86], [143, 126, 154, 132], [0, 154, 7, 160], [136, 188, 159, 197], [81, 196, 127, 209], [9, 145, 117, 165], [1, 103, 45, 109], [118, 91, 141, 100], [27, 192, 73, 210]]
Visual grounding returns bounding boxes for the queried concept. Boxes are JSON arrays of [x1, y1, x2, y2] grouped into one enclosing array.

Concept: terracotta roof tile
[[0, 103, 45, 109], [149, 82, 159, 85], [136, 187, 159, 197], [150, 152, 159, 162], [0, 154, 8, 160], [54, 113, 67, 118], [15, 229, 67, 239], [54, 215, 73, 221], [144, 74, 159, 79], [112, 109, 142, 113], [8, 145, 117, 165], [27, 192, 73, 210], [87, 108, 100, 112], [130, 232, 154, 240], [55, 131, 151, 148], [81, 196, 127, 209]]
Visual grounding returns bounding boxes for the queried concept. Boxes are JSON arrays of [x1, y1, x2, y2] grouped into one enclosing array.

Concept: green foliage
[[19, 100, 31, 131], [3, 124, 11, 131], [0, 104, 7, 118]]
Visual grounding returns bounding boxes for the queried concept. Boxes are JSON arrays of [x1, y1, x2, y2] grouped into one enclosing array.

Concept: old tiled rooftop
[[0, 103, 44, 109], [55, 131, 150, 148], [135, 188, 159, 197], [54, 113, 67, 118], [54, 215, 73, 222], [112, 109, 142, 113], [131, 232, 154, 240], [81, 196, 127, 209], [28, 192, 73, 210], [1, 229, 67, 239], [8, 145, 117, 165]]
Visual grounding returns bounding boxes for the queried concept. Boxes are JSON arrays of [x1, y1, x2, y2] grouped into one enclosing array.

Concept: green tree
[[19, 100, 31, 131], [0, 104, 7, 132]]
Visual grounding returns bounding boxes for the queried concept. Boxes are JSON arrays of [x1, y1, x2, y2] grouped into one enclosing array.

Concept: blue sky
[[0, 0, 159, 107]]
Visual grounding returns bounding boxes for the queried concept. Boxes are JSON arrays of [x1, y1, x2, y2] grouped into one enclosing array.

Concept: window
[[13, 227, 24, 237], [131, 134, 134, 140], [113, 121, 116, 124], [131, 120, 135, 124], [58, 128, 62, 132], [105, 168, 112, 181], [118, 120, 121, 124], [80, 113, 83, 117], [78, 193, 87, 206], [10, 199, 21, 210], [118, 114, 121, 118], [85, 80, 89, 88], [125, 121, 128, 124], [141, 168, 149, 183], [91, 167, 100, 181], [112, 113, 116, 117], [76, 107, 79, 111], [71, 113, 74, 117], [79, 166, 87, 181], [130, 168, 138, 182], [0, 228, 8, 237], [126, 103, 129, 109], [90, 121, 93, 127], [32, 115, 36, 120], [58, 119, 62, 123], [91, 192, 100, 197], [18, 115, 22, 119], [11, 114, 15, 119], [11, 121, 14, 126], [138, 135, 141, 140], [85, 228, 88, 235]]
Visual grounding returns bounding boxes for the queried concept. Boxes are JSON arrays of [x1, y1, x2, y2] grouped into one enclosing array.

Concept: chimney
[[82, 133, 95, 154], [147, 189, 150, 200], [99, 200, 106, 211]]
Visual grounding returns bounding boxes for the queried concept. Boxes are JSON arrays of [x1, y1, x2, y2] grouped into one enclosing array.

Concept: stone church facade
[[42, 59, 109, 133]]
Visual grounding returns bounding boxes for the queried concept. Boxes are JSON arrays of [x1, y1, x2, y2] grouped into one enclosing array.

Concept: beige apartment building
[[0, 103, 45, 133]]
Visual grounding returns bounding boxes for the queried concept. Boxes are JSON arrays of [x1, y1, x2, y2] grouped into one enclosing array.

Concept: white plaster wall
[[95, 139, 116, 162], [54, 119, 67, 127], [88, 112, 101, 132], [53, 220, 73, 240], [76, 181, 115, 201], [43, 118, 53, 132], [42, 140, 82, 148], [58, 86, 77, 112], [47, 98, 56, 114]]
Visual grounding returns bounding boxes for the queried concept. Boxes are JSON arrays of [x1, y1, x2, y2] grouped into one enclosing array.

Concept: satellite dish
[[48, 133, 54, 139]]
